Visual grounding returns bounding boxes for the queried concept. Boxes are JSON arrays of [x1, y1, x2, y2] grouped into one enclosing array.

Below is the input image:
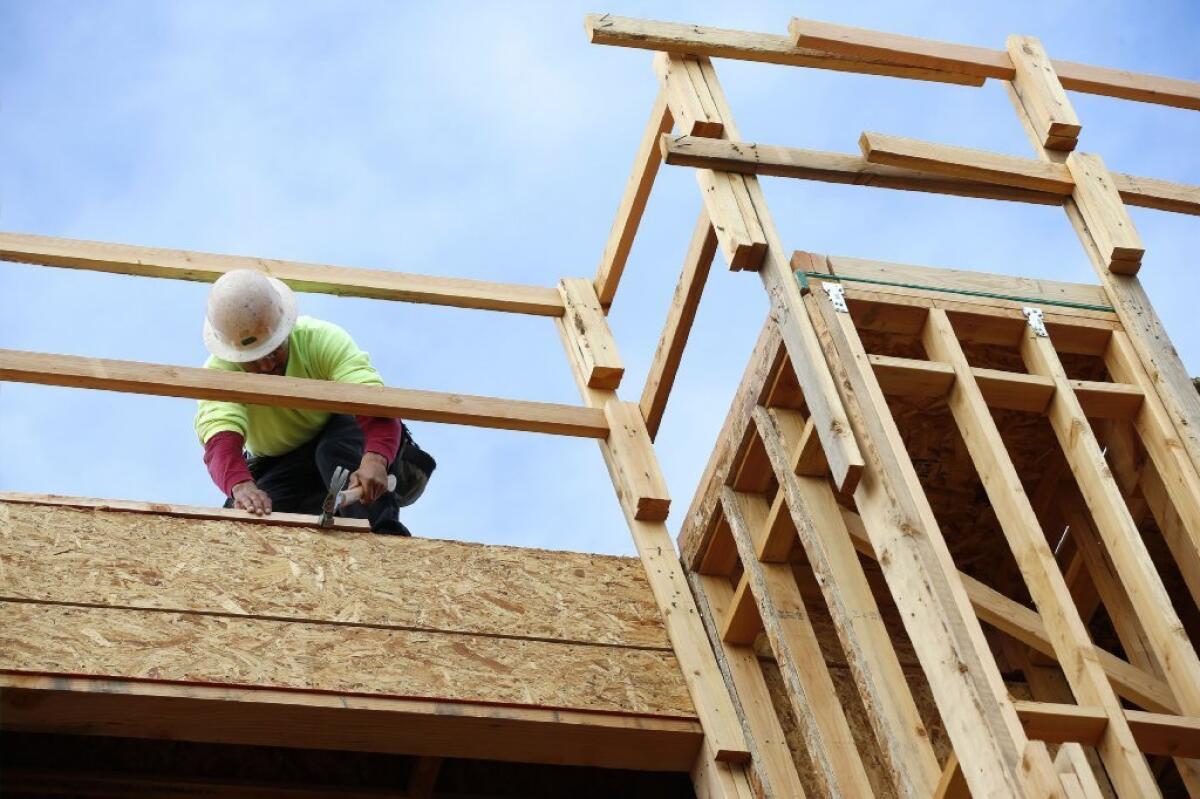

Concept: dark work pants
[[232, 415, 431, 535]]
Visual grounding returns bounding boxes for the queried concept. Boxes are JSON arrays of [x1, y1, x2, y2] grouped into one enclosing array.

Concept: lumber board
[[720, 488, 876, 798], [790, 17, 1011, 80], [0, 232, 563, 316], [559, 277, 625, 390], [807, 289, 1063, 797], [663, 134, 1065, 206], [934, 753, 971, 799], [860, 131, 1074, 194], [692, 573, 809, 798], [664, 137, 1200, 217], [0, 500, 671, 650], [719, 576, 761, 645], [1066, 152, 1145, 273], [922, 307, 1159, 797], [603, 400, 672, 521], [756, 406, 942, 797], [554, 292, 751, 764], [1015, 701, 1200, 759], [641, 211, 717, 439], [585, 14, 986, 86], [594, 90, 674, 308], [0, 601, 695, 718], [789, 16, 1200, 110], [0, 674, 704, 772], [820, 253, 1112, 311], [686, 57, 864, 493], [790, 416, 828, 477], [654, 53, 724, 138], [0, 348, 609, 438], [1007, 35, 1081, 150]]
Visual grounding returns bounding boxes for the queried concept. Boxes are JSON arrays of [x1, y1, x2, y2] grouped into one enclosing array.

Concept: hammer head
[[318, 466, 350, 527]]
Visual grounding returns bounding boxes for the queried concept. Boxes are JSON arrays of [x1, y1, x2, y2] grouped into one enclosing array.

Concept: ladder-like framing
[[586, 12, 1200, 799]]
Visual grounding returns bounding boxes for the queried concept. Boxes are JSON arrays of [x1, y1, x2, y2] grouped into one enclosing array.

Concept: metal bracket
[[1022, 306, 1048, 338], [822, 283, 848, 313]]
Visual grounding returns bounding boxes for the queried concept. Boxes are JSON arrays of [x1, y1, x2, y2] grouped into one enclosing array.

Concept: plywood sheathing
[[0, 602, 694, 718], [0, 502, 669, 649]]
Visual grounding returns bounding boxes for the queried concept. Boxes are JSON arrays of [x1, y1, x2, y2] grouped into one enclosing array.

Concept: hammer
[[318, 466, 397, 527]]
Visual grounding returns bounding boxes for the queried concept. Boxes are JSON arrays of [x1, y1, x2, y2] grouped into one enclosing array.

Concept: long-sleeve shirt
[[195, 316, 400, 494]]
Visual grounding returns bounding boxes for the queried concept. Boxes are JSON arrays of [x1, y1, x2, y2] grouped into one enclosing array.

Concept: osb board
[[0, 501, 668, 649], [0, 601, 695, 719]]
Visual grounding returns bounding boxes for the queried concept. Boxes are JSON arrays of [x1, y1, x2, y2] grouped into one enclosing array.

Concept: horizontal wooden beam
[[0, 349, 609, 438], [1014, 700, 1200, 758], [0, 674, 704, 772], [860, 131, 1074, 194], [815, 252, 1111, 310], [585, 13, 986, 86], [789, 17, 1200, 111], [662, 135, 1200, 216], [869, 353, 1143, 419], [0, 232, 565, 316]]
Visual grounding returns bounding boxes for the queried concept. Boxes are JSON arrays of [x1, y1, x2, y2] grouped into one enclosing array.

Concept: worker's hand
[[350, 453, 389, 505], [231, 481, 272, 516]]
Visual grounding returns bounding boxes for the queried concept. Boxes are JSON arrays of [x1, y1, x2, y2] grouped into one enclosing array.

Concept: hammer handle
[[339, 474, 398, 508]]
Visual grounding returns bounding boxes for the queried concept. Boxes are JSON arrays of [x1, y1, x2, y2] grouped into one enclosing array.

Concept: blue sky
[[1, 1, 1197, 556]]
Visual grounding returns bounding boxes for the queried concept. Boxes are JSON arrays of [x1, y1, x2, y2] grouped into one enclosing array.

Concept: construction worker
[[194, 269, 434, 534]]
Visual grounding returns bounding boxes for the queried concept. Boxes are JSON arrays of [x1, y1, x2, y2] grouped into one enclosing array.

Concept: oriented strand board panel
[[0, 601, 695, 719], [0, 502, 669, 649]]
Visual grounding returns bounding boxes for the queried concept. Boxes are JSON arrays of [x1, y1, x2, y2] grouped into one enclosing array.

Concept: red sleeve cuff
[[203, 431, 253, 496], [356, 416, 401, 464]]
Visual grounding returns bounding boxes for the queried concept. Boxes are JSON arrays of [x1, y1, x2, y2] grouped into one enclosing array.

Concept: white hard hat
[[202, 270, 298, 362]]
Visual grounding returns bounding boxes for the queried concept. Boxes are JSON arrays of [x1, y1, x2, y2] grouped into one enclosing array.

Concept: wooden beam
[[1006, 35, 1082, 150], [1015, 701, 1200, 759], [554, 285, 751, 765], [559, 278, 625, 390], [922, 307, 1159, 797], [860, 130, 1074, 194], [0, 348, 609, 439], [641, 211, 718, 438], [663, 136, 1200, 216], [820, 253, 1112, 310], [678, 58, 864, 492], [664, 134, 1064, 205], [934, 753, 971, 799], [757, 406, 942, 797], [0, 232, 563, 316], [788, 16, 1200, 110], [655, 53, 724, 137], [720, 488, 876, 798], [756, 490, 797, 562], [603, 400, 671, 521], [808, 289, 1062, 797], [584, 13, 987, 86], [1022, 325, 1200, 719], [791, 416, 828, 477], [1066, 152, 1145, 273], [593, 90, 674, 308], [0, 674, 704, 772], [693, 573, 809, 798], [720, 575, 762, 645]]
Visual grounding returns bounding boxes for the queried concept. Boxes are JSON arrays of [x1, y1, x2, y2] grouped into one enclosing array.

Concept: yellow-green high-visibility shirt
[[194, 316, 385, 456]]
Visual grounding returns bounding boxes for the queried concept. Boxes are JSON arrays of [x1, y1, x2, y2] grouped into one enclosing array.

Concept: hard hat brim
[[202, 277, 298, 363]]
